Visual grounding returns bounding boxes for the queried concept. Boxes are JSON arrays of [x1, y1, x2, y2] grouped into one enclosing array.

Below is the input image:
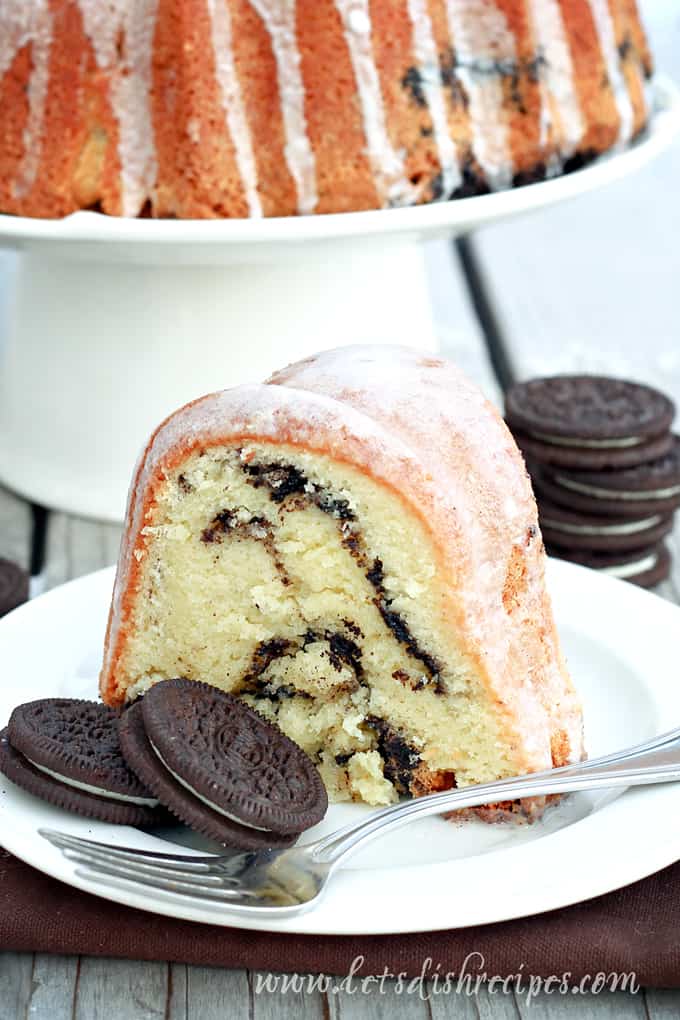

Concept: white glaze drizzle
[[207, 0, 262, 217], [0, 0, 53, 199], [443, 0, 514, 191], [406, 0, 462, 198], [78, 0, 158, 216], [586, 0, 634, 145], [248, 0, 317, 214], [528, 0, 583, 164], [334, 0, 415, 207]]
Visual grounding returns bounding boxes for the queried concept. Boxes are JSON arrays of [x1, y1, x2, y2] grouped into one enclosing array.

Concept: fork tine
[[72, 861, 265, 903], [43, 831, 307, 908], [57, 844, 238, 888], [40, 829, 227, 873], [74, 867, 304, 911]]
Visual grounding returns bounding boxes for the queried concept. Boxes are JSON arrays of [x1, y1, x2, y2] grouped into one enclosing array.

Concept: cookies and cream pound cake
[[0, 0, 652, 218], [100, 346, 583, 808]]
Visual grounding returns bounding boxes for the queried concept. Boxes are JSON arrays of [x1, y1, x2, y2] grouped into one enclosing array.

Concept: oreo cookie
[[513, 428, 673, 471], [533, 436, 680, 517], [1, 700, 163, 826], [546, 543, 671, 589], [119, 703, 297, 849], [538, 499, 674, 552], [119, 679, 327, 847], [505, 375, 675, 447], [0, 559, 29, 617]]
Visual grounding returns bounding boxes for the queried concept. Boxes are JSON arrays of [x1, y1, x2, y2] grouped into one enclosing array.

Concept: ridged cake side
[[0, 0, 652, 218], [99, 347, 583, 808]]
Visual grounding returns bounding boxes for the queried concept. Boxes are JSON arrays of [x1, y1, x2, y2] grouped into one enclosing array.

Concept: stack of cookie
[[505, 376, 680, 588]]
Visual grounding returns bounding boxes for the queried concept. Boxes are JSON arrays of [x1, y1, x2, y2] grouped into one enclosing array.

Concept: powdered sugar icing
[[528, 0, 584, 165], [207, 0, 263, 217], [406, 0, 463, 198], [0, 0, 53, 199], [586, 0, 634, 145], [249, 0, 318, 214], [443, 0, 514, 191], [78, 0, 158, 216], [334, 0, 416, 206]]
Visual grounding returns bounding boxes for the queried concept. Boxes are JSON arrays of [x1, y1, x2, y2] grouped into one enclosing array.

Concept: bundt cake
[[0, 1, 652, 219], [99, 346, 584, 810]]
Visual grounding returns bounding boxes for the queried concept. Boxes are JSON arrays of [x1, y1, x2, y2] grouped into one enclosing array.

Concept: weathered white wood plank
[[101, 522, 123, 571], [23, 955, 78, 1020], [428, 982, 493, 1017], [64, 518, 119, 583], [0, 952, 34, 1020], [250, 970, 326, 1019], [165, 963, 187, 1020], [645, 988, 680, 1018], [168, 967, 249, 1020], [0, 485, 29, 571], [666, 526, 680, 603], [41, 513, 121, 592], [43, 511, 69, 591], [73, 957, 168, 1020], [425, 238, 503, 408], [328, 978, 431, 1020], [513, 988, 645, 1018]]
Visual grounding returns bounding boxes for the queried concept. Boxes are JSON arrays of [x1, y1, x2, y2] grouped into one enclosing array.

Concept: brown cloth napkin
[[1, 849, 679, 986]]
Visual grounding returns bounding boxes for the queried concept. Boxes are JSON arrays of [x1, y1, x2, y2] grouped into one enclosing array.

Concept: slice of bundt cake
[[100, 346, 583, 808]]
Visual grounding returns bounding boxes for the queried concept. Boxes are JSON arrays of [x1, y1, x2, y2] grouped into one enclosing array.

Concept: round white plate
[[1, 558, 679, 934], [0, 76, 677, 265]]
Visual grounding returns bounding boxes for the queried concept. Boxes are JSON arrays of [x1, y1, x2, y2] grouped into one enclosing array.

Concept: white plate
[[1, 558, 679, 935], [0, 76, 677, 265]]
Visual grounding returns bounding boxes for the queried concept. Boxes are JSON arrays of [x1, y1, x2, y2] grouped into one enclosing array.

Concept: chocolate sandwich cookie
[[119, 703, 298, 849], [505, 376, 675, 470], [513, 428, 673, 471], [140, 679, 328, 837], [0, 559, 29, 617], [546, 543, 671, 589], [532, 436, 680, 517], [1, 700, 163, 825], [538, 499, 674, 553]]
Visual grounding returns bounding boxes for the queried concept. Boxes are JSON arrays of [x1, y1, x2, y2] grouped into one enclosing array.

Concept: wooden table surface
[[1, 4, 679, 1016]]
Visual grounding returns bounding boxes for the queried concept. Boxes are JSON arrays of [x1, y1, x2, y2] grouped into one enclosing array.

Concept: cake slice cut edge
[[100, 346, 584, 817]]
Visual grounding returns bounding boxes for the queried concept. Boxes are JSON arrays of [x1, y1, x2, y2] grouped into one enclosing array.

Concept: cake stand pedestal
[[0, 240, 435, 521], [0, 76, 678, 524]]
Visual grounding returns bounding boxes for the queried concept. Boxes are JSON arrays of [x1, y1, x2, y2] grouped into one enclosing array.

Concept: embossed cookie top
[[505, 376, 675, 440], [118, 702, 297, 850], [141, 679, 328, 835], [8, 698, 154, 799]]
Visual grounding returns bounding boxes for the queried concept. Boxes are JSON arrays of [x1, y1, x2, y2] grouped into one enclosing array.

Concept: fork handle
[[313, 733, 680, 866]]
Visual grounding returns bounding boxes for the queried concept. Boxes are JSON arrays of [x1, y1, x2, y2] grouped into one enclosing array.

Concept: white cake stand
[[1, 75, 678, 523]]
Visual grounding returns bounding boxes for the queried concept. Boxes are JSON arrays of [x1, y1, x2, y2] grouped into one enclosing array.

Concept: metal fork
[[40, 725, 680, 917]]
